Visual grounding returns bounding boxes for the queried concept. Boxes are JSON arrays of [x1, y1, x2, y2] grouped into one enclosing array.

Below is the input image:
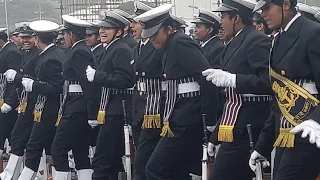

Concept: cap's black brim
[[95, 20, 118, 28], [253, 0, 270, 12], [86, 30, 98, 35], [213, 5, 234, 12], [141, 22, 163, 39], [191, 19, 215, 26], [19, 33, 33, 37]]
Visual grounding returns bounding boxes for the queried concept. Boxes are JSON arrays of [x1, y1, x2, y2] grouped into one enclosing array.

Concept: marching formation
[[0, 0, 320, 180]]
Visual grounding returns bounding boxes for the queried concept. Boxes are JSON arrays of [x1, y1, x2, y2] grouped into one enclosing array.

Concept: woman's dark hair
[[67, 29, 86, 41], [204, 24, 219, 36], [227, 11, 253, 26], [0, 34, 8, 42], [161, 16, 174, 31], [38, 33, 56, 45]]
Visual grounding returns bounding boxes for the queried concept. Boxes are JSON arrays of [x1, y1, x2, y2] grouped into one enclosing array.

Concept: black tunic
[[256, 15, 320, 156], [33, 45, 65, 120], [0, 42, 22, 107], [62, 40, 99, 120], [122, 34, 138, 49], [132, 40, 163, 126], [201, 37, 225, 126], [94, 39, 134, 116], [162, 31, 211, 127]]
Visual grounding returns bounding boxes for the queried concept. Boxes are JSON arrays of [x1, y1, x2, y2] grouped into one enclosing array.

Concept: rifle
[[247, 124, 264, 180], [122, 100, 132, 180], [202, 114, 214, 180]]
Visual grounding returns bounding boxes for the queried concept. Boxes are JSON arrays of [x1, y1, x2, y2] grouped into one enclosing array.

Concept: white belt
[[137, 81, 167, 92], [302, 82, 318, 95], [178, 82, 200, 94], [68, 84, 83, 93]]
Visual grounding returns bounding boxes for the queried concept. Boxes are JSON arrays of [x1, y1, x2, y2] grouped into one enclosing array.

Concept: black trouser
[[273, 142, 320, 180], [0, 110, 17, 150], [90, 126, 100, 147], [134, 128, 161, 180], [25, 117, 57, 172], [92, 115, 124, 180], [209, 130, 260, 180], [51, 113, 91, 171], [145, 124, 203, 180], [10, 109, 34, 156], [132, 119, 142, 148]]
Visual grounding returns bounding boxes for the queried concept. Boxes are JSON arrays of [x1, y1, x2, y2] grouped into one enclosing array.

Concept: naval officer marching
[[86, 10, 134, 180], [1, 24, 40, 180], [202, 0, 273, 179], [135, 4, 213, 179], [17, 20, 65, 180], [250, 0, 320, 180], [51, 15, 99, 180]]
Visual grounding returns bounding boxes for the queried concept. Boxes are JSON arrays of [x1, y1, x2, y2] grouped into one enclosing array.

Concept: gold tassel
[[18, 101, 28, 113], [274, 128, 295, 148], [33, 111, 42, 122], [0, 99, 3, 107], [218, 125, 234, 142], [160, 121, 174, 137], [97, 111, 105, 125], [142, 114, 161, 129], [55, 114, 62, 126]]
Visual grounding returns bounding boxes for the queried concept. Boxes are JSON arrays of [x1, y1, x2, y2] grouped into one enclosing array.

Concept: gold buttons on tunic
[[281, 70, 285, 76], [163, 74, 167, 78], [135, 72, 138, 76], [142, 72, 146, 76]]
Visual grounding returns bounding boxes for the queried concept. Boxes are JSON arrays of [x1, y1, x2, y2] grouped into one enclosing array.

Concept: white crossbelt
[[178, 82, 200, 94], [68, 84, 83, 93], [302, 82, 318, 95]]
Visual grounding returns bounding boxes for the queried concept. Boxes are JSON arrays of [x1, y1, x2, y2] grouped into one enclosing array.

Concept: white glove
[[86, 65, 96, 82], [88, 120, 98, 128], [249, 150, 270, 172], [202, 68, 236, 88], [290, 119, 320, 148], [207, 126, 216, 133], [1, 103, 12, 113], [22, 77, 34, 92], [207, 142, 216, 157], [4, 69, 17, 81]]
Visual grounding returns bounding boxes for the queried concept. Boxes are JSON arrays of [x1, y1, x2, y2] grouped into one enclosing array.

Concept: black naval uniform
[[255, 15, 320, 180], [209, 25, 272, 180], [10, 46, 41, 157], [24, 44, 64, 172], [145, 32, 212, 180], [91, 43, 104, 65], [91, 39, 134, 180], [201, 36, 225, 127], [0, 42, 21, 152], [122, 34, 138, 49], [51, 40, 99, 171], [132, 39, 164, 180]]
